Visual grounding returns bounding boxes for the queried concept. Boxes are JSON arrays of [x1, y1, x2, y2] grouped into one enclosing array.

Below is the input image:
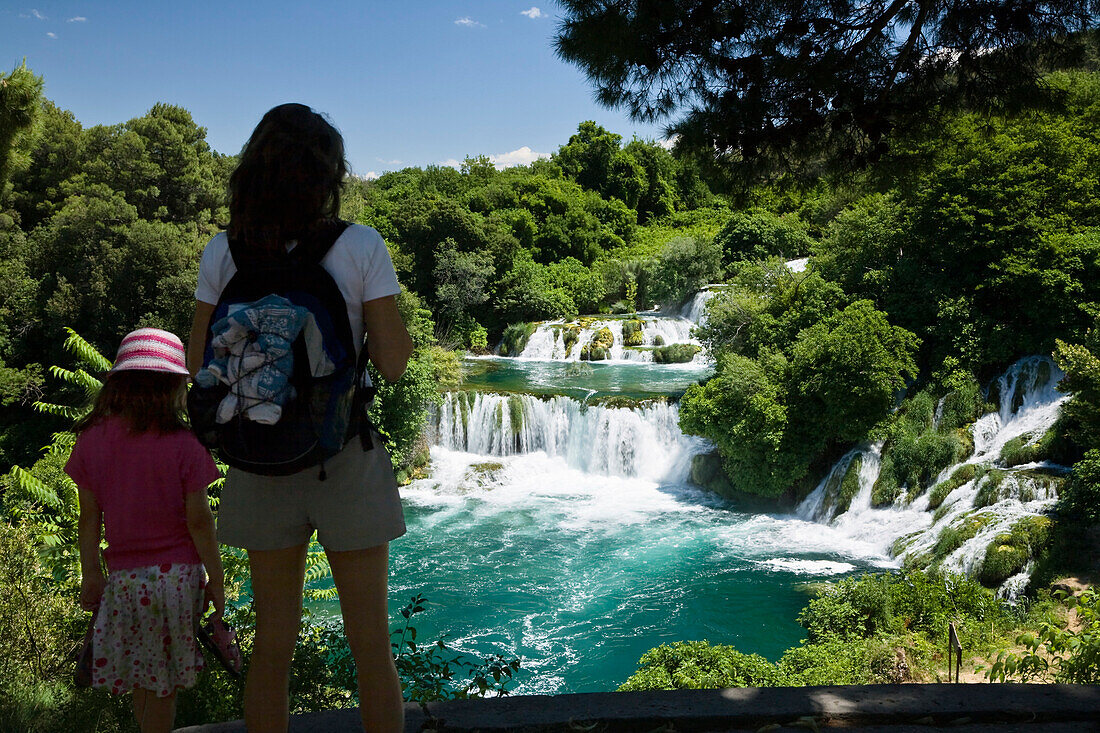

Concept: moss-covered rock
[[871, 457, 902, 507], [653, 334, 666, 346], [621, 318, 645, 347], [562, 325, 581, 357], [581, 327, 615, 361], [507, 395, 525, 436], [653, 343, 701, 363], [930, 513, 995, 566], [977, 514, 1052, 586], [927, 464, 981, 510]]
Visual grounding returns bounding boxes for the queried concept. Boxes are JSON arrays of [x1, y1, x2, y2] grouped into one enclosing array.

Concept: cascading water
[[799, 356, 1070, 596], [433, 392, 704, 482], [516, 316, 702, 362]]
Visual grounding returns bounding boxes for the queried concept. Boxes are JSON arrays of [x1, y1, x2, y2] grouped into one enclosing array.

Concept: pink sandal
[[197, 615, 243, 678]]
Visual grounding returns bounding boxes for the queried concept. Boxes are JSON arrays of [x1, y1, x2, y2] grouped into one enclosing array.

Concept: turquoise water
[[304, 349, 898, 693], [461, 356, 712, 401]]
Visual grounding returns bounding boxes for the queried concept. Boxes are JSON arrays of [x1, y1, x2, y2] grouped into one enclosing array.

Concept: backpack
[[189, 220, 373, 478]]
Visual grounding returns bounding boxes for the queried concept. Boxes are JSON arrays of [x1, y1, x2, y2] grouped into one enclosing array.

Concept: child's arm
[[185, 489, 225, 617], [77, 487, 105, 611]]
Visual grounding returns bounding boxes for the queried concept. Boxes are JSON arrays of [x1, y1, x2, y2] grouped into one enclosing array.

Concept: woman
[[188, 103, 413, 733]]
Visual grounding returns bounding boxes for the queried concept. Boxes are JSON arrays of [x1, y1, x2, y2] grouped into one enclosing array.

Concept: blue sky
[[2, 1, 669, 177]]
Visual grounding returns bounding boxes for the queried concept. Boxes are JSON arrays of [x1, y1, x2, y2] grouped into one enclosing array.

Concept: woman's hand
[[204, 577, 226, 618], [80, 571, 105, 611]]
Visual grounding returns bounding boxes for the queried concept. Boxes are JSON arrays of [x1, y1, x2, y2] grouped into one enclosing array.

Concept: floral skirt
[[91, 563, 206, 697]]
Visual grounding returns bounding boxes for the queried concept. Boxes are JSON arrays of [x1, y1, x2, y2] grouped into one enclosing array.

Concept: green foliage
[[644, 235, 722, 307], [927, 464, 981, 511], [978, 515, 1052, 587], [580, 326, 615, 361], [714, 208, 812, 270], [987, 589, 1100, 684], [620, 318, 643, 347], [680, 353, 809, 498], [391, 594, 521, 701], [623, 570, 1025, 691], [500, 322, 537, 357], [0, 522, 130, 732], [1057, 448, 1100, 526], [651, 343, 701, 364], [618, 641, 782, 691], [368, 290, 441, 475], [0, 61, 44, 196]]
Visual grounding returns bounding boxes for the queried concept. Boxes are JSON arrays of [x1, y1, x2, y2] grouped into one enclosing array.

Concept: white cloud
[[442, 146, 550, 171], [377, 158, 403, 167], [20, 8, 47, 19], [490, 146, 548, 169], [520, 7, 544, 19], [454, 17, 484, 28], [68, 16, 87, 22], [358, 171, 380, 180], [657, 135, 678, 150], [46, 31, 56, 38]]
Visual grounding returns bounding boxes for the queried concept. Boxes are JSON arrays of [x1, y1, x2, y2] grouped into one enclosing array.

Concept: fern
[[47, 365, 102, 396], [62, 327, 112, 373], [7, 466, 61, 509], [32, 401, 86, 421]]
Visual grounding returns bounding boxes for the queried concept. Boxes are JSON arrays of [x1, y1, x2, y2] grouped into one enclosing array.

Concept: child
[[67, 328, 223, 733]]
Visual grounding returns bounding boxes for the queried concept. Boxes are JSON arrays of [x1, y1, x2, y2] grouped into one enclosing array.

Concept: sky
[[1, 1, 670, 178]]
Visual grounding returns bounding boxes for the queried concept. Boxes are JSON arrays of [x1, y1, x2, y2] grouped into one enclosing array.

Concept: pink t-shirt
[[65, 418, 221, 572]]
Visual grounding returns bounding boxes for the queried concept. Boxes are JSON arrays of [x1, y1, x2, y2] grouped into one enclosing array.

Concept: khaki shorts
[[217, 437, 406, 552]]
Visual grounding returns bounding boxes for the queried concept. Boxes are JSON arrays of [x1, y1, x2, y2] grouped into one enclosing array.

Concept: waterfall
[[803, 356, 1070, 591], [679, 290, 716, 324], [516, 316, 704, 363], [433, 391, 710, 483]]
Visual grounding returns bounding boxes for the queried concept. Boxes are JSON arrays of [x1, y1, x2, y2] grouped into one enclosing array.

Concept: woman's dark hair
[[75, 371, 189, 434], [228, 103, 347, 253]]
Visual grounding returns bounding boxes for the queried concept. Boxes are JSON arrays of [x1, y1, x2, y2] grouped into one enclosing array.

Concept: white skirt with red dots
[[90, 562, 206, 697]]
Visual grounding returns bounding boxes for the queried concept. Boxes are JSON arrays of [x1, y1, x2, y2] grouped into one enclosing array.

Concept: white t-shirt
[[194, 224, 401, 356]]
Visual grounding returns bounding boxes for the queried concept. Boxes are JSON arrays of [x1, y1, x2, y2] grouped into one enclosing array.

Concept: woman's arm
[[187, 300, 217, 376], [77, 487, 105, 611], [185, 489, 225, 617], [363, 295, 413, 383]]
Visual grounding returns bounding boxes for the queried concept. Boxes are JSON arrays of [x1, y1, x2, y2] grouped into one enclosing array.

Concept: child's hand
[[80, 573, 105, 611], [205, 579, 225, 618]]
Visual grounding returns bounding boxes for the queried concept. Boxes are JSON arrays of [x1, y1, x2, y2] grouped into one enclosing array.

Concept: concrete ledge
[[174, 684, 1100, 732]]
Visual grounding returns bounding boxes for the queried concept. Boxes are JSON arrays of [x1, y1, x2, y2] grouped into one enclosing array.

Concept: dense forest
[[3, 41, 1100, 727]]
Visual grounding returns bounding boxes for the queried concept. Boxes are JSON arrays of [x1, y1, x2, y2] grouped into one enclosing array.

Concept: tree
[[433, 238, 495, 332], [644, 235, 722, 307], [0, 61, 43, 196], [555, 1, 1100, 177]]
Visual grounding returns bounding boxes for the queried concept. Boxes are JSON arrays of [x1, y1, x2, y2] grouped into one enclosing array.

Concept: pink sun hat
[[109, 327, 190, 376]]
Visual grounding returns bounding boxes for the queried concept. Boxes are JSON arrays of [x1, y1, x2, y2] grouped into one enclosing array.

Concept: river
[[312, 301, 1068, 694]]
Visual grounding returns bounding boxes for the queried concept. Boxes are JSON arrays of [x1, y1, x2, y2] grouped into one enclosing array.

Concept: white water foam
[[434, 392, 709, 482], [804, 356, 1069, 591], [515, 315, 704, 363]]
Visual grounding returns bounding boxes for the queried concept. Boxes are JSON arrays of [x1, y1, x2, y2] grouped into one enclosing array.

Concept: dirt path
[[953, 577, 1092, 683]]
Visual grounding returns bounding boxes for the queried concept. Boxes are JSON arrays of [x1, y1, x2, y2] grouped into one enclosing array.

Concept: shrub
[[0, 523, 130, 733], [777, 639, 874, 685], [1056, 449, 1100, 526], [617, 641, 783, 691], [988, 588, 1100, 684], [500, 322, 536, 356]]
